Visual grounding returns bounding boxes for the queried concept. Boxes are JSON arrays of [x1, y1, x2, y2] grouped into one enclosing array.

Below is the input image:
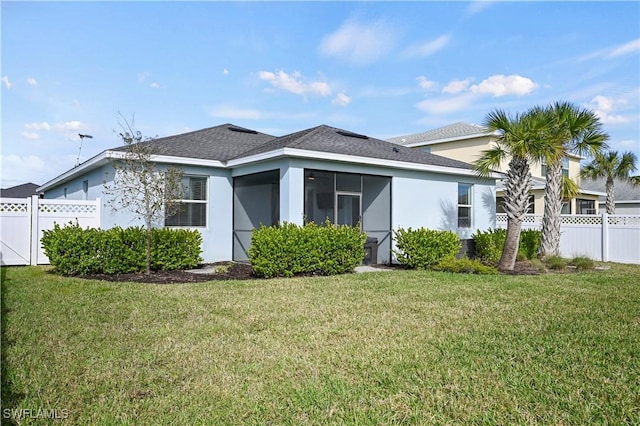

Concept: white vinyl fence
[[496, 213, 640, 264], [0, 196, 101, 266]]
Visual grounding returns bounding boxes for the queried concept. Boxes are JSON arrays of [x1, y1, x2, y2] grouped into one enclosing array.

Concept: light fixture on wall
[[308, 172, 315, 181]]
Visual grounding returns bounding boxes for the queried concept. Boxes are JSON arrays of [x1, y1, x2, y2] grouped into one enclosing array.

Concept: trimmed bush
[[472, 228, 542, 265], [249, 220, 366, 278], [433, 256, 498, 275], [393, 227, 460, 270], [545, 255, 568, 270], [41, 222, 202, 275], [471, 228, 506, 265]]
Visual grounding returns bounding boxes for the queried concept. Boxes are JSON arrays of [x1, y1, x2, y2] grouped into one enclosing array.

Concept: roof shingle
[[388, 122, 490, 146]]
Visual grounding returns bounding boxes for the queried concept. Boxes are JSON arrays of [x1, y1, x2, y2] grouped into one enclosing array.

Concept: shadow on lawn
[[1, 267, 25, 425]]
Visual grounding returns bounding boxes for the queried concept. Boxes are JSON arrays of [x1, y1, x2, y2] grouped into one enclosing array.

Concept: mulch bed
[[76, 262, 254, 284], [68, 261, 553, 284]]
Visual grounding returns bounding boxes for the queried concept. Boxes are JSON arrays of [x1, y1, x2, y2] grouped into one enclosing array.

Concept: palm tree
[[580, 150, 638, 214], [474, 107, 550, 271], [539, 101, 609, 258]]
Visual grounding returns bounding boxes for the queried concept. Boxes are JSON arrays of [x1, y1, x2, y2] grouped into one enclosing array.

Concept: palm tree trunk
[[605, 177, 615, 214], [541, 161, 563, 258], [498, 156, 531, 271]]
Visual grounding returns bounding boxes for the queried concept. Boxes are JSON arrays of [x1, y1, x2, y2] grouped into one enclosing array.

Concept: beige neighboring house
[[388, 122, 604, 215]]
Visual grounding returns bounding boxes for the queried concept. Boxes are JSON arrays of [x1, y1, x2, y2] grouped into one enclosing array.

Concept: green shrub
[[41, 223, 202, 275], [570, 256, 594, 271], [518, 229, 541, 260], [249, 220, 366, 278], [471, 228, 506, 265], [433, 256, 498, 275], [546, 255, 568, 270], [41, 222, 103, 275], [393, 227, 460, 270], [472, 228, 542, 265]]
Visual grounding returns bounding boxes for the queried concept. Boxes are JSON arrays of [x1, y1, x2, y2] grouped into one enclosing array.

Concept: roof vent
[[392, 147, 400, 153], [228, 126, 258, 134], [337, 130, 368, 140]]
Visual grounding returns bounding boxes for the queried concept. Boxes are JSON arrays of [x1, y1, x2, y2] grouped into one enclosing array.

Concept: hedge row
[[248, 221, 366, 278], [41, 222, 202, 275], [393, 227, 461, 270]]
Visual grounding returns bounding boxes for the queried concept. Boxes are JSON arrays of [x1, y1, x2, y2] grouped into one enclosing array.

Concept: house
[[388, 122, 604, 215], [581, 177, 640, 214], [37, 124, 498, 264], [1, 182, 41, 198]]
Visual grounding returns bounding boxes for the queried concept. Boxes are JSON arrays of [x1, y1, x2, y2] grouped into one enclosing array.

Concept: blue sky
[[1, 1, 639, 188]]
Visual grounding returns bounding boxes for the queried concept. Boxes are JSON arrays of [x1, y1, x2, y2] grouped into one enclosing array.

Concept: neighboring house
[[388, 122, 604, 215], [581, 177, 640, 214], [1, 182, 41, 198], [38, 123, 498, 264]]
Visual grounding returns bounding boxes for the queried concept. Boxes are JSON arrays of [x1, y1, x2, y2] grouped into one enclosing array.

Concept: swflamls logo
[[2, 408, 70, 420]]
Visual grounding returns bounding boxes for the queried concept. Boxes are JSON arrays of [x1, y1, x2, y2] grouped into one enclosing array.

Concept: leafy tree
[[580, 150, 638, 214], [104, 114, 184, 274], [539, 101, 608, 258], [474, 107, 550, 271]]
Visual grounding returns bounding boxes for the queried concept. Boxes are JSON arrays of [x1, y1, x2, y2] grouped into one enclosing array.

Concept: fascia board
[[405, 131, 497, 148]]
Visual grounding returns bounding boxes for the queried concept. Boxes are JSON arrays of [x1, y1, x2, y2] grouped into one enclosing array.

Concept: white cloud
[[150, 82, 161, 89], [466, 1, 495, 16], [24, 122, 51, 131], [53, 121, 87, 132], [416, 92, 477, 114], [417, 76, 437, 91], [332, 92, 352, 106], [27, 77, 38, 86], [1, 76, 12, 89], [223, 69, 229, 75], [319, 19, 398, 65], [0, 155, 46, 187], [402, 34, 450, 58], [138, 72, 151, 82], [578, 38, 640, 62], [21, 132, 41, 140], [589, 95, 630, 124], [258, 70, 331, 97], [609, 38, 640, 57], [470, 74, 537, 97], [443, 79, 471, 94]]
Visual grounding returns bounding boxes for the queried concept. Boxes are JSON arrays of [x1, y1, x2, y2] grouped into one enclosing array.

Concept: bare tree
[[104, 114, 184, 274]]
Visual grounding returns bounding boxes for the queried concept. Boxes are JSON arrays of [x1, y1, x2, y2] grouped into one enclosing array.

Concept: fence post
[[601, 212, 609, 262], [29, 195, 39, 265]]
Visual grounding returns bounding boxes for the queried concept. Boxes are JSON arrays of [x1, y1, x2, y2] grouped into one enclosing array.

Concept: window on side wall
[[82, 180, 89, 200], [458, 183, 472, 228], [577, 198, 596, 215], [165, 176, 207, 227]]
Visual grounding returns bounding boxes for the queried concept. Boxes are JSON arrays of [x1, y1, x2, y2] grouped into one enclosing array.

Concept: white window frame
[[458, 182, 473, 228], [165, 175, 208, 228]]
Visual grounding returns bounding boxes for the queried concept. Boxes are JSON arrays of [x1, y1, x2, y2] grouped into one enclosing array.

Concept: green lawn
[[2, 265, 639, 425]]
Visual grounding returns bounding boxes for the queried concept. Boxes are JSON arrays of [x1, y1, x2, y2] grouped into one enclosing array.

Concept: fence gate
[[0, 196, 101, 266]]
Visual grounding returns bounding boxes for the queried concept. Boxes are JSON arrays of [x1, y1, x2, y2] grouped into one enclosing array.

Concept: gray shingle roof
[[388, 122, 490, 146], [581, 177, 640, 201], [233, 124, 474, 169], [1, 182, 40, 198], [111, 124, 275, 162]]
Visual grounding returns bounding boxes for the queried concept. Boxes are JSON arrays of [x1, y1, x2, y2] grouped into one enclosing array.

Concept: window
[[63, 188, 68, 199], [165, 176, 207, 227], [561, 199, 571, 214], [82, 180, 89, 200], [458, 183, 473, 228], [541, 157, 569, 177], [421, 146, 431, 154], [304, 170, 363, 228], [577, 198, 596, 215]]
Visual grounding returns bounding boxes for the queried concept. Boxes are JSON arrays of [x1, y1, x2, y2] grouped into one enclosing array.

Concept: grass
[[2, 265, 639, 425]]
